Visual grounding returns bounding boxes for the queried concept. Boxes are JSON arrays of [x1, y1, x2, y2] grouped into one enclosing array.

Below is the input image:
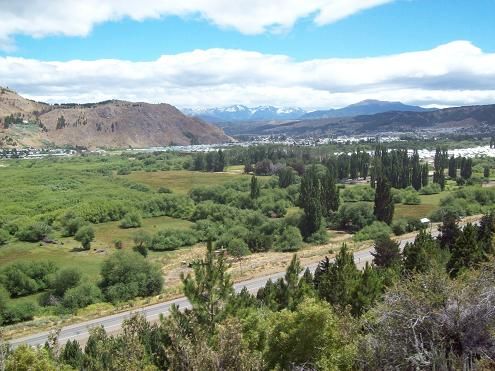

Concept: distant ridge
[[300, 99, 433, 120]]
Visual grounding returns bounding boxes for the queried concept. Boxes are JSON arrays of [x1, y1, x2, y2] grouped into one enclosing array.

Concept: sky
[[0, 0, 494, 110]]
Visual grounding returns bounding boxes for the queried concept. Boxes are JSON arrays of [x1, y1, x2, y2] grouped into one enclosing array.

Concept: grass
[[122, 170, 247, 194], [394, 192, 446, 220]]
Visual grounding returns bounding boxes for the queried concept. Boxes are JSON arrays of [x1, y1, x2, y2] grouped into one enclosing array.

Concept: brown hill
[[0, 90, 231, 148]]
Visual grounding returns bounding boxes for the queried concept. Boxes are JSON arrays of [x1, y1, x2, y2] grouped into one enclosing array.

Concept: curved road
[[10, 234, 421, 347]]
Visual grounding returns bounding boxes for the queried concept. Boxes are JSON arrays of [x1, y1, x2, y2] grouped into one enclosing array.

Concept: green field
[[122, 170, 248, 194]]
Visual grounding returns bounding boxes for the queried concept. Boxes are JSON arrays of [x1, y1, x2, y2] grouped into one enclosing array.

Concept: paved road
[[8, 233, 424, 347]]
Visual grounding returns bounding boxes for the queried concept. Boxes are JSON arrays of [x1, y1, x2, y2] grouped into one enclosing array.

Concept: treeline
[[7, 213, 495, 370]]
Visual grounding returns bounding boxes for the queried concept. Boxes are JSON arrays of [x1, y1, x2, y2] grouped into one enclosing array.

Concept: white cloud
[[2, 41, 495, 110], [0, 0, 394, 47]]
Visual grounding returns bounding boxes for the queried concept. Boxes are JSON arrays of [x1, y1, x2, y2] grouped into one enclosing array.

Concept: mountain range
[[0, 88, 231, 149], [183, 100, 432, 122]]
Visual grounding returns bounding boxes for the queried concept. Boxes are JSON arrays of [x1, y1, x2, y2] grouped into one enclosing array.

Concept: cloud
[[0, 0, 394, 47], [2, 41, 495, 109]]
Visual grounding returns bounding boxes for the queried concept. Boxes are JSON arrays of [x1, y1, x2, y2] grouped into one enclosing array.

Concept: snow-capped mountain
[[182, 105, 306, 122]]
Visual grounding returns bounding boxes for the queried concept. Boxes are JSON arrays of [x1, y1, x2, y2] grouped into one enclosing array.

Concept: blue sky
[[4, 0, 495, 61], [0, 0, 494, 109]]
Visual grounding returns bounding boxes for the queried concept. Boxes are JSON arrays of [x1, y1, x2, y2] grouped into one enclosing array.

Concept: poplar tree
[[320, 169, 339, 217], [374, 177, 394, 225], [250, 175, 260, 199], [299, 165, 323, 238]]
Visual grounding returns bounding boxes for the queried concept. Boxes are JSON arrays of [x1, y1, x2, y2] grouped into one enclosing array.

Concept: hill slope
[[0, 90, 231, 148], [301, 99, 432, 120]]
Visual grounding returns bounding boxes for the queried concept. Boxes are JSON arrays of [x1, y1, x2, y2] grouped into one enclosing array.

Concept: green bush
[[16, 221, 52, 242], [335, 202, 375, 232], [274, 226, 303, 252], [0, 228, 9, 245], [354, 221, 392, 242], [419, 183, 441, 195], [100, 250, 163, 302], [2, 302, 37, 325], [1, 261, 57, 297], [49, 268, 81, 297], [119, 211, 142, 229], [149, 229, 199, 251], [74, 225, 95, 250], [62, 283, 103, 311]]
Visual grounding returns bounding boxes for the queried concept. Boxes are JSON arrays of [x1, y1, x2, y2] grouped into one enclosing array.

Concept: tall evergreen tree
[[374, 177, 394, 225], [403, 229, 437, 273], [314, 244, 360, 309], [320, 169, 339, 217], [421, 163, 429, 187], [477, 212, 495, 257], [447, 223, 483, 277], [371, 235, 401, 268], [448, 155, 457, 178], [351, 263, 383, 316], [437, 212, 461, 250], [484, 166, 490, 179], [250, 175, 260, 199], [180, 240, 234, 330], [411, 151, 422, 191], [299, 165, 323, 238]]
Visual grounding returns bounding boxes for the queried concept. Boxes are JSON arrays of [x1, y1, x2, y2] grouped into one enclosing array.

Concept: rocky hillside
[[0, 89, 231, 148]]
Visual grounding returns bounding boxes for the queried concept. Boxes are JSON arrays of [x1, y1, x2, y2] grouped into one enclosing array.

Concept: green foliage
[[2, 301, 38, 325], [6, 345, 58, 370], [274, 225, 303, 252], [49, 267, 81, 297], [265, 298, 358, 370], [149, 229, 198, 251], [403, 229, 440, 273], [335, 202, 375, 232], [119, 211, 143, 229], [353, 221, 392, 242], [58, 210, 87, 237], [1, 260, 57, 297], [447, 223, 483, 277], [100, 250, 163, 303], [0, 228, 9, 245], [299, 165, 323, 238], [374, 177, 394, 225], [74, 225, 95, 250], [419, 183, 441, 195], [371, 236, 401, 268], [62, 282, 103, 311], [341, 185, 375, 202], [16, 221, 52, 242], [180, 241, 234, 330]]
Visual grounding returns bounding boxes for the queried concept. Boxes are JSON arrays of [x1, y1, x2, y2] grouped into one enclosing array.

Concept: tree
[[278, 167, 296, 188], [448, 155, 457, 178], [351, 262, 383, 316], [50, 268, 81, 297], [299, 165, 323, 238], [62, 282, 103, 311], [132, 230, 151, 257], [314, 244, 360, 309], [5, 345, 57, 371], [447, 223, 483, 277], [411, 150, 422, 190], [484, 166, 490, 178], [321, 168, 340, 217], [265, 298, 358, 370], [336, 202, 375, 232], [225, 238, 250, 273], [119, 211, 142, 229], [0, 228, 9, 245], [403, 229, 437, 273], [100, 250, 163, 302], [250, 175, 260, 199], [274, 225, 303, 252], [374, 177, 394, 225], [59, 339, 84, 369], [371, 235, 401, 268], [180, 240, 234, 330], [74, 225, 95, 250], [437, 212, 461, 250], [478, 212, 495, 256], [421, 163, 429, 187]]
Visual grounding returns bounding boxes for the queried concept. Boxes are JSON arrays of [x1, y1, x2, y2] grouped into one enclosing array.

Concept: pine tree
[[320, 168, 339, 217], [314, 244, 360, 309], [374, 177, 394, 225], [477, 212, 495, 256], [437, 212, 461, 250], [180, 240, 234, 330], [447, 223, 483, 277], [403, 229, 437, 273], [299, 165, 323, 238], [371, 235, 401, 268], [250, 175, 260, 199], [351, 263, 383, 316]]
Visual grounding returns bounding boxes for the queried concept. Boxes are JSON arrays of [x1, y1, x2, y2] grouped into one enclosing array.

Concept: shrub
[[403, 192, 421, 205], [59, 210, 87, 237], [49, 268, 81, 297], [100, 250, 163, 302], [62, 283, 103, 311], [1, 261, 57, 297], [157, 186, 172, 194], [0, 228, 9, 245], [335, 202, 375, 232], [2, 302, 37, 325], [419, 183, 441, 195], [149, 229, 199, 251], [74, 225, 95, 250], [274, 226, 303, 252], [119, 211, 142, 229], [16, 221, 52, 242], [354, 221, 392, 242]]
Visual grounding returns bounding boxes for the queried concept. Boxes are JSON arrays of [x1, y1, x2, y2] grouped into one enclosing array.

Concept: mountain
[[0, 89, 231, 148], [227, 103, 495, 137], [183, 105, 306, 122], [301, 100, 432, 120]]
